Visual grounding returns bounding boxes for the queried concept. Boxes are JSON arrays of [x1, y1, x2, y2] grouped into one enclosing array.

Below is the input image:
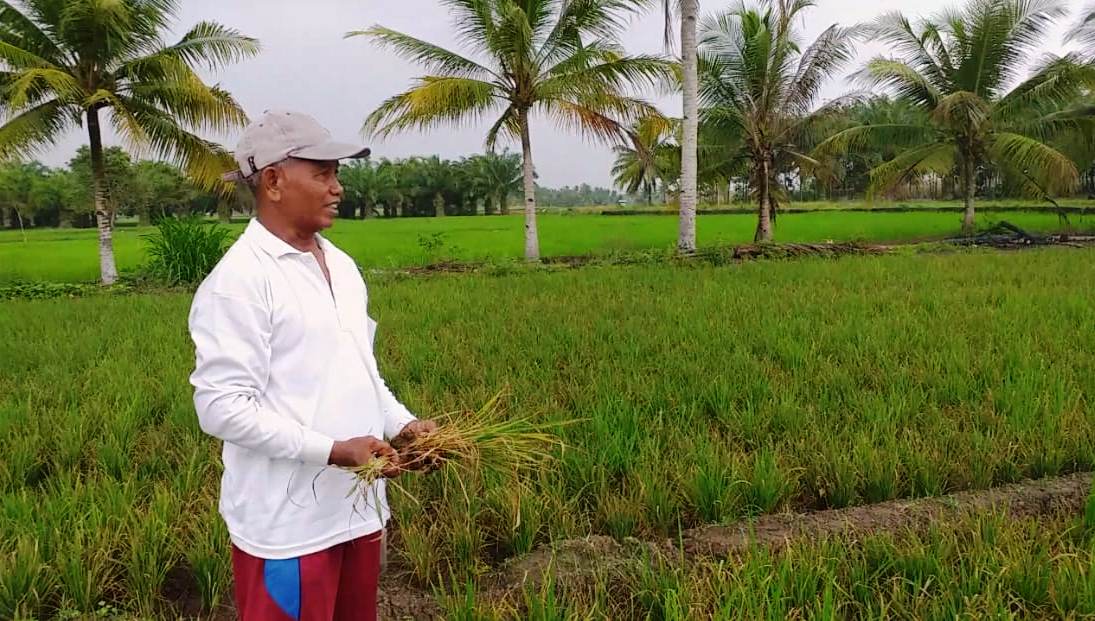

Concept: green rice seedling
[[684, 434, 740, 523], [54, 524, 116, 615], [124, 490, 177, 615], [636, 463, 682, 536], [0, 536, 55, 620], [185, 506, 232, 612], [594, 487, 642, 541], [396, 520, 445, 586], [485, 484, 543, 557], [520, 572, 572, 621], [1085, 478, 1095, 534], [743, 449, 792, 516], [434, 575, 502, 621]]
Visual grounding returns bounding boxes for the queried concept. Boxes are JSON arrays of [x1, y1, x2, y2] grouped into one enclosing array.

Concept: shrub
[[142, 218, 232, 285]]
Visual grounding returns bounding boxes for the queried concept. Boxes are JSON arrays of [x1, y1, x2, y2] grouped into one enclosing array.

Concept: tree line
[[1, 0, 1094, 283], [0, 148, 622, 228]]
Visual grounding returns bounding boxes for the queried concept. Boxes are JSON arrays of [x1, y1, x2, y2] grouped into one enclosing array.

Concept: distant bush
[[142, 217, 232, 285]]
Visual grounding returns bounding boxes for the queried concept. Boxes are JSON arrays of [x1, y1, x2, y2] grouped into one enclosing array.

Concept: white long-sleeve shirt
[[188, 218, 416, 559]]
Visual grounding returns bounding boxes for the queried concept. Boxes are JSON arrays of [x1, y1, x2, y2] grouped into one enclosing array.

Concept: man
[[189, 110, 436, 621]]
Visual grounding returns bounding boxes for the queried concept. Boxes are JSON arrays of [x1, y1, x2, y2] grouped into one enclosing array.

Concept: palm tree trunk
[[434, 192, 445, 217], [755, 154, 773, 242], [961, 159, 976, 235], [217, 200, 231, 224], [88, 106, 118, 285], [519, 110, 540, 261], [677, 0, 699, 253], [500, 191, 510, 215]]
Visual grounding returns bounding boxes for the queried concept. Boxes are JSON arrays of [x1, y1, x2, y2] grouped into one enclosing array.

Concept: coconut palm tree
[[0, 0, 257, 284], [698, 0, 857, 241], [656, 0, 700, 250], [612, 115, 678, 204], [348, 0, 670, 261], [817, 0, 1095, 234]]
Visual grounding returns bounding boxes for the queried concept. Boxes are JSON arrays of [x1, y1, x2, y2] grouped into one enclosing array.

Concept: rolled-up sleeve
[[365, 315, 418, 439], [376, 370, 418, 440], [189, 291, 334, 465]]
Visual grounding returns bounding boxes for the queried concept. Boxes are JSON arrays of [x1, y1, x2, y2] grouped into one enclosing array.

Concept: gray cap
[[222, 110, 371, 181]]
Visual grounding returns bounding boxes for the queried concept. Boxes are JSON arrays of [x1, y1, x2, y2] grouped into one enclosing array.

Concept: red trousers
[[231, 531, 383, 621]]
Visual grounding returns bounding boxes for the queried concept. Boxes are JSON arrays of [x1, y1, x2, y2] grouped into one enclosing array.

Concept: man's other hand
[[391, 420, 441, 472], [329, 436, 401, 477]]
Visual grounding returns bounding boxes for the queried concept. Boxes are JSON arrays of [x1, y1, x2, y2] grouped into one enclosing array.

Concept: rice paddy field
[[1, 207, 1092, 283], [3, 230, 1095, 618]]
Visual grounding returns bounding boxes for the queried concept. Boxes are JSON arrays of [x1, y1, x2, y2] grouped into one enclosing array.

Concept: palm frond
[[117, 93, 236, 190], [813, 123, 936, 157], [0, 38, 57, 69], [2, 66, 81, 109], [854, 57, 941, 110], [0, 0, 66, 64], [484, 106, 519, 150], [782, 23, 856, 115], [540, 50, 671, 96], [349, 26, 497, 80], [440, 0, 500, 59], [492, 0, 537, 76], [87, 88, 148, 145], [1065, 3, 1095, 51], [867, 141, 956, 198], [363, 76, 499, 137], [948, 0, 1067, 97], [985, 131, 1078, 196], [539, 0, 637, 66], [123, 71, 248, 133], [152, 21, 260, 70], [0, 97, 71, 159], [1017, 103, 1095, 151], [539, 94, 640, 145], [861, 11, 952, 92], [992, 54, 1095, 121]]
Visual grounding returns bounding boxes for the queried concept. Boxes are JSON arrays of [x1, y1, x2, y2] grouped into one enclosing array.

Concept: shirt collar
[[245, 218, 329, 258]]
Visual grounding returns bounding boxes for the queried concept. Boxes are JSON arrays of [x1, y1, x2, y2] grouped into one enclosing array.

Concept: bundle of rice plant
[[345, 391, 567, 495]]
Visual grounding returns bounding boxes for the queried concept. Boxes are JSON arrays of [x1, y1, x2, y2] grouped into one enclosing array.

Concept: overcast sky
[[34, 0, 1081, 187]]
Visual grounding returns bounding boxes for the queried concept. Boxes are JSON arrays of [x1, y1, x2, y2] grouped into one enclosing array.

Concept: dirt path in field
[[377, 471, 1094, 619], [180, 472, 1093, 619]]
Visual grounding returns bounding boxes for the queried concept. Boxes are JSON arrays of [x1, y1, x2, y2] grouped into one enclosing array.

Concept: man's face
[[265, 158, 343, 232]]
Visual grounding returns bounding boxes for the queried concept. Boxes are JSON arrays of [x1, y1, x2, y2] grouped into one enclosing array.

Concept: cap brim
[[291, 141, 371, 162], [221, 170, 247, 182]]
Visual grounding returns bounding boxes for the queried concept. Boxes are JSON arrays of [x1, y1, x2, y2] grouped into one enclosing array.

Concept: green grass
[[2, 247, 1094, 617], [462, 513, 1095, 619], [1, 208, 1092, 283], [581, 197, 1095, 213]]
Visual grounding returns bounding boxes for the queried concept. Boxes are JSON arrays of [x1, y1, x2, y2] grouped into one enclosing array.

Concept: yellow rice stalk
[[346, 391, 567, 492]]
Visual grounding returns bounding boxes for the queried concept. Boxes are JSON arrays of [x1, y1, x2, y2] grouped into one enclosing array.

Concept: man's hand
[[391, 420, 438, 450], [391, 420, 441, 472], [329, 436, 401, 477]]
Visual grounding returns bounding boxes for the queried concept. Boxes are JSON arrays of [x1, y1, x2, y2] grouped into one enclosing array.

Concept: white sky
[[33, 0, 1083, 187]]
